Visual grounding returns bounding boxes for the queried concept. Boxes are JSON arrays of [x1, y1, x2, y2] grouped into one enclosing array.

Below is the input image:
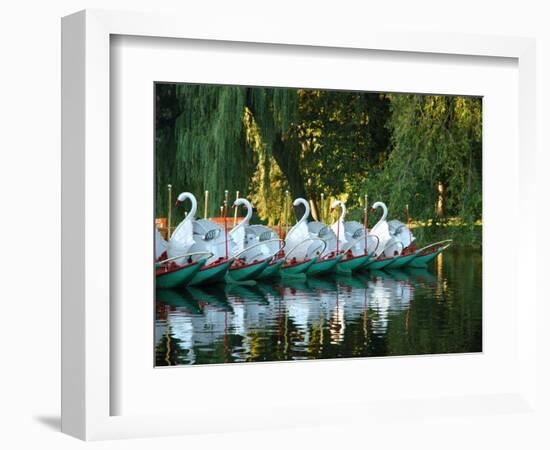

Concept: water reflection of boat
[[155, 288, 203, 314], [186, 285, 233, 312], [306, 276, 337, 292], [226, 284, 269, 304], [155, 254, 446, 364], [365, 272, 414, 334], [254, 282, 283, 302], [334, 274, 367, 290]]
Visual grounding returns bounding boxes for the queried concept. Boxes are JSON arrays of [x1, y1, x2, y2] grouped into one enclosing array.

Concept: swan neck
[[233, 199, 252, 233], [183, 194, 197, 222], [297, 199, 310, 226], [339, 203, 346, 223], [381, 203, 387, 222], [373, 202, 387, 229]]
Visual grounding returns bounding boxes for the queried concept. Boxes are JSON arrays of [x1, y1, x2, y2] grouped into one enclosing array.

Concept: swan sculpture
[[165, 192, 198, 264], [169, 192, 233, 285], [369, 201, 394, 258], [388, 218, 415, 248], [283, 198, 324, 274], [307, 215, 343, 275], [224, 197, 279, 281], [231, 198, 286, 280], [230, 198, 282, 263], [155, 195, 208, 289], [329, 200, 374, 272], [330, 200, 379, 258]]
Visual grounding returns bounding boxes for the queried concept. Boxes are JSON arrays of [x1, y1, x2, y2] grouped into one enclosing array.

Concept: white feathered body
[[387, 219, 415, 248]]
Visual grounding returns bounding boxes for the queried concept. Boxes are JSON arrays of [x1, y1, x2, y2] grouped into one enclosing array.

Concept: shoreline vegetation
[[155, 84, 482, 246], [411, 222, 482, 249]]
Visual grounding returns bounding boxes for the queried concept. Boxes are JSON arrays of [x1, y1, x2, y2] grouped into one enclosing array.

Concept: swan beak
[[175, 200, 181, 206]]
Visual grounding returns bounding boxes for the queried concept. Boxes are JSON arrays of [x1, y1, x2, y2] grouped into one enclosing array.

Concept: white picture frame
[[61, 9, 537, 441]]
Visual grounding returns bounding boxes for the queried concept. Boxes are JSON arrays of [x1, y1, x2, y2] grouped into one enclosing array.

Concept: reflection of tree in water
[[156, 330, 190, 367]]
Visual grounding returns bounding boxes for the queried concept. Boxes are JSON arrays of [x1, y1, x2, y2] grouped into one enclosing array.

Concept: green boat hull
[[257, 258, 285, 280], [408, 247, 445, 268], [337, 254, 371, 273], [383, 253, 418, 269], [189, 258, 233, 286], [367, 257, 395, 270], [281, 257, 318, 276], [307, 254, 343, 276], [155, 289, 203, 314], [156, 259, 206, 289], [226, 258, 272, 282]]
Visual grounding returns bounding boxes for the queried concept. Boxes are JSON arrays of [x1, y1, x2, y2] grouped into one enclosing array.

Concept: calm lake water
[[155, 247, 482, 366]]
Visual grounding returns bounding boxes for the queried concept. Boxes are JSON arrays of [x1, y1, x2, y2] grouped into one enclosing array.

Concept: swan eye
[[352, 229, 363, 239], [204, 229, 220, 241]]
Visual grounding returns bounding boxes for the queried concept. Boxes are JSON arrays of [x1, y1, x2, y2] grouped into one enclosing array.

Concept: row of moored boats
[[155, 192, 452, 288]]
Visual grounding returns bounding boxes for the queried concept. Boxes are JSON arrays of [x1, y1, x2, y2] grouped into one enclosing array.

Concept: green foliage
[[364, 95, 482, 224], [155, 84, 482, 241]]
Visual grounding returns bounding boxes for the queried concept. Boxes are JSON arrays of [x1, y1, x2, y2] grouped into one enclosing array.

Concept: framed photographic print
[[153, 81, 480, 367], [62, 9, 537, 441]]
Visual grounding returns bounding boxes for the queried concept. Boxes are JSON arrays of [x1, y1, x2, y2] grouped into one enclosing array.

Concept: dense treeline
[[155, 83, 482, 231]]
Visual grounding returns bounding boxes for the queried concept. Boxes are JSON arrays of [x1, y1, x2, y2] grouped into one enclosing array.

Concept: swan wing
[[285, 221, 312, 260], [247, 225, 277, 241], [388, 219, 406, 235], [383, 236, 404, 257], [229, 225, 246, 254], [167, 219, 195, 262], [155, 228, 167, 260], [247, 225, 283, 255], [193, 219, 227, 262], [308, 222, 337, 256], [344, 220, 364, 236], [394, 226, 415, 248]]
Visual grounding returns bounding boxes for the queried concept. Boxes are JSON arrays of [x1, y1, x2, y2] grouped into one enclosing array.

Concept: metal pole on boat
[[406, 204, 412, 247], [224, 190, 229, 259], [336, 212, 340, 254], [167, 184, 172, 239], [233, 190, 240, 226], [204, 190, 209, 219], [320, 193, 324, 224], [284, 190, 290, 237], [363, 194, 368, 254]]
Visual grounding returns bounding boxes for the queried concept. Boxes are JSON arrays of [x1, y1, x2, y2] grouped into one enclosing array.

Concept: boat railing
[[341, 233, 379, 256], [284, 238, 327, 262], [156, 251, 213, 266], [413, 239, 453, 256], [375, 240, 404, 261], [232, 239, 284, 262]]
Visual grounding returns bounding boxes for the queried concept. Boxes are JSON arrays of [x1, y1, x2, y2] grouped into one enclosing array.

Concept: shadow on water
[[155, 247, 482, 366]]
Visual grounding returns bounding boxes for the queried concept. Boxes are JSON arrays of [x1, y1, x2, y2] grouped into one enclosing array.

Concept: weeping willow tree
[[155, 83, 300, 224], [156, 84, 482, 241], [363, 94, 482, 225], [155, 84, 251, 222]]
